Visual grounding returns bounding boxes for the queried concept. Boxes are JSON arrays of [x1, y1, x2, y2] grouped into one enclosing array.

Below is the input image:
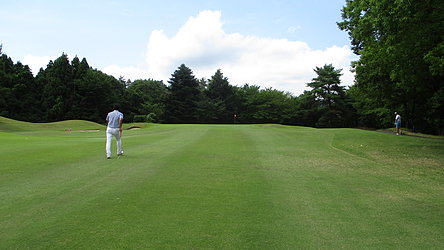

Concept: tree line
[[1, 0, 442, 134], [0, 49, 354, 128]]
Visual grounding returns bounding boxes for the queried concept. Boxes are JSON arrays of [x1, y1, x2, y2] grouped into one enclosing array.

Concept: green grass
[[379, 127, 444, 139], [0, 116, 105, 132], [0, 119, 443, 249]]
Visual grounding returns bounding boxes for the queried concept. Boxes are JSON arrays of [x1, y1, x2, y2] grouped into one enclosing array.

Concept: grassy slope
[[0, 116, 105, 132], [0, 121, 443, 249]]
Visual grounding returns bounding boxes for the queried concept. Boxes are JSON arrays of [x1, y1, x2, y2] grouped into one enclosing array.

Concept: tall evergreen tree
[[0, 53, 15, 118], [307, 64, 353, 127], [69, 56, 90, 119], [205, 69, 235, 123], [36, 53, 74, 121], [165, 64, 201, 123], [0, 53, 41, 121]]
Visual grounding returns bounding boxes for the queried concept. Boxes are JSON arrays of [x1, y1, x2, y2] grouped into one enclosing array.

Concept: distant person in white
[[394, 112, 402, 135], [106, 104, 124, 159]]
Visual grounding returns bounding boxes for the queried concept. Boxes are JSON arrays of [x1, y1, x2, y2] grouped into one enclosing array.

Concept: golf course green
[[1, 116, 443, 249]]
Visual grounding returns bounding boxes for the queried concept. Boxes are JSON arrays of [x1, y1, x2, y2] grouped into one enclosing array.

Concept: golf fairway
[[0, 122, 443, 249]]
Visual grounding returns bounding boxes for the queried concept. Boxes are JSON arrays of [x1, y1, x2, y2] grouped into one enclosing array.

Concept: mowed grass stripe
[[0, 124, 443, 249], [105, 125, 276, 249], [241, 125, 443, 248]]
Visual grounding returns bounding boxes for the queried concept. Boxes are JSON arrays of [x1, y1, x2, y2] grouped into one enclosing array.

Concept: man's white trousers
[[106, 127, 123, 157]]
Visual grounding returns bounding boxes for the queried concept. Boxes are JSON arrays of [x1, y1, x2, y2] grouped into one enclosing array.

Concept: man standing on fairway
[[395, 112, 402, 135], [106, 104, 124, 159]]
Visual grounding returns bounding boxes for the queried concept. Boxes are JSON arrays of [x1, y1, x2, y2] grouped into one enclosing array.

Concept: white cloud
[[144, 10, 355, 95], [22, 54, 58, 75]]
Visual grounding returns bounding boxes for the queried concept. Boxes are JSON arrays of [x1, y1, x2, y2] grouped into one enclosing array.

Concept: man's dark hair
[[113, 104, 120, 110]]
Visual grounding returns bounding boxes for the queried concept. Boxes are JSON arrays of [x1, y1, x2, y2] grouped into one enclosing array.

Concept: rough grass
[[0, 119, 443, 249], [379, 127, 444, 139]]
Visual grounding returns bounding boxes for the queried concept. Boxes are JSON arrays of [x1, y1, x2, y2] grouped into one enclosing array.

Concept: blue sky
[[1, 0, 356, 95]]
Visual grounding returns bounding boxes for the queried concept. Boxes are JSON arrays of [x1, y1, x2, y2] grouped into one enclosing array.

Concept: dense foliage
[[338, 0, 444, 134], [0, 51, 355, 127], [0, 53, 126, 123]]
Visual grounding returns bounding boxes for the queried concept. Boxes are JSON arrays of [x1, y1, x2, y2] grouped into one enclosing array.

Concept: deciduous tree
[[338, 0, 444, 134]]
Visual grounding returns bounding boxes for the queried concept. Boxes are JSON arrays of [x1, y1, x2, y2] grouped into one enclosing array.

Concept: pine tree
[[205, 69, 235, 123], [307, 64, 351, 127], [165, 64, 201, 123]]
